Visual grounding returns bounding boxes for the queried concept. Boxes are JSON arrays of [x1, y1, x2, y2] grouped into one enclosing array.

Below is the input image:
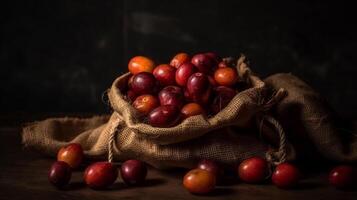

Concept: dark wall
[[1, 0, 357, 117]]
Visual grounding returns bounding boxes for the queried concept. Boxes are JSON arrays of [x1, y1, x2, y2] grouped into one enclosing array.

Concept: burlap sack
[[264, 73, 357, 163], [23, 55, 292, 169]]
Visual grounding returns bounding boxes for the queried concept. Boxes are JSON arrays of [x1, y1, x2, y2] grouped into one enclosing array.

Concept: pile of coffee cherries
[[125, 52, 243, 127], [48, 143, 147, 189]]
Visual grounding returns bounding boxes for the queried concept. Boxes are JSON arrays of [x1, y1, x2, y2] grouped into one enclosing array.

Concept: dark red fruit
[[205, 52, 221, 65], [153, 64, 176, 86], [238, 157, 269, 184], [329, 165, 355, 189], [126, 90, 138, 102], [211, 86, 237, 114], [48, 161, 72, 188], [197, 159, 221, 176], [272, 163, 300, 189], [186, 73, 210, 97], [130, 72, 157, 95], [148, 105, 181, 127], [84, 162, 118, 189], [120, 160, 148, 185], [175, 62, 197, 86], [191, 54, 216, 74], [158, 86, 184, 109]]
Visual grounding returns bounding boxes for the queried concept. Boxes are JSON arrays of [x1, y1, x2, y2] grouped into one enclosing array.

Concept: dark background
[[1, 0, 356, 118]]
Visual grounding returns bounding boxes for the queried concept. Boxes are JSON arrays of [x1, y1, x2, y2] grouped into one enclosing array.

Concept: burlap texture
[[264, 73, 357, 163], [24, 56, 292, 169]]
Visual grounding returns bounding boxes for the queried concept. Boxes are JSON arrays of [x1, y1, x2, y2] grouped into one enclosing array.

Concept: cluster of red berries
[[125, 52, 244, 127]]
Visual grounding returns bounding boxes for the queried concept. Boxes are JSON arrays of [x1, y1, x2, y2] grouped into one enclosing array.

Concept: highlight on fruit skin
[[128, 56, 155, 75], [183, 168, 216, 195]]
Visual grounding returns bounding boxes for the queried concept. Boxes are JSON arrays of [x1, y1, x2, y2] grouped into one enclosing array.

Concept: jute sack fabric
[[264, 73, 357, 163], [22, 55, 292, 169]]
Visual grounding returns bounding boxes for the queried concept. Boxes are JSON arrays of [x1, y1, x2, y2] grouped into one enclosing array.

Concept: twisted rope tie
[[107, 126, 117, 163], [261, 115, 287, 165]]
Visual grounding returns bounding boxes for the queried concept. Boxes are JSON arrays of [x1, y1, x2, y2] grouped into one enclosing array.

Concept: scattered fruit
[[130, 72, 158, 95], [238, 157, 269, 184], [153, 64, 176, 86], [272, 163, 300, 189], [183, 169, 216, 195], [48, 161, 72, 188], [84, 162, 118, 189], [57, 143, 84, 169], [329, 165, 355, 189], [128, 56, 155, 75], [120, 160, 148, 185], [181, 103, 205, 119], [132, 95, 159, 115], [170, 53, 190, 68]]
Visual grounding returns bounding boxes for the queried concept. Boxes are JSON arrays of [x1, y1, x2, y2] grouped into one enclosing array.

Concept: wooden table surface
[[0, 113, 356, 200]]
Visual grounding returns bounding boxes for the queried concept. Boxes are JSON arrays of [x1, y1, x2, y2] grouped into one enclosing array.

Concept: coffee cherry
[[128, 56, 155, 75], [272, 163, 300, 189], [329, 165, 355, 189], [183, 169, 216, 195], [48, 161, 72, 188], [120, 160, 148, 185], [170, 53, 190, 68], [57, 143, 84, 169], [238, 157, 269, 184]]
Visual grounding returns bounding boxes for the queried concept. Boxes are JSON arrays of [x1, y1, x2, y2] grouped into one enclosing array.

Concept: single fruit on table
[[120, 160, 148, 185], [130, 72, 158, 95], [183, 169, 216, 195], [272, 163, 300, 189], [170, 52, 190, 68], [84, 162, 118, 189], [128, 56, 155, 75], [197, 159, 221, 176], [181, 103, 205, 119], [186, 73, 210, 97], [148, 105, 181, 127], [238, 157, 269, 184], [126, 89, 138, 102], [49, 161, 72, 188], [175, 62, 197, 86], [153, 64, 176, 86], [57, 143, 84, 169], [158, 86, 184, 109], [211, 86, 237, 114], [214, 67, 238, 87], [132, 95, 159, 115], [191, 53, 216, 74], [329, 165, 355, 189]]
